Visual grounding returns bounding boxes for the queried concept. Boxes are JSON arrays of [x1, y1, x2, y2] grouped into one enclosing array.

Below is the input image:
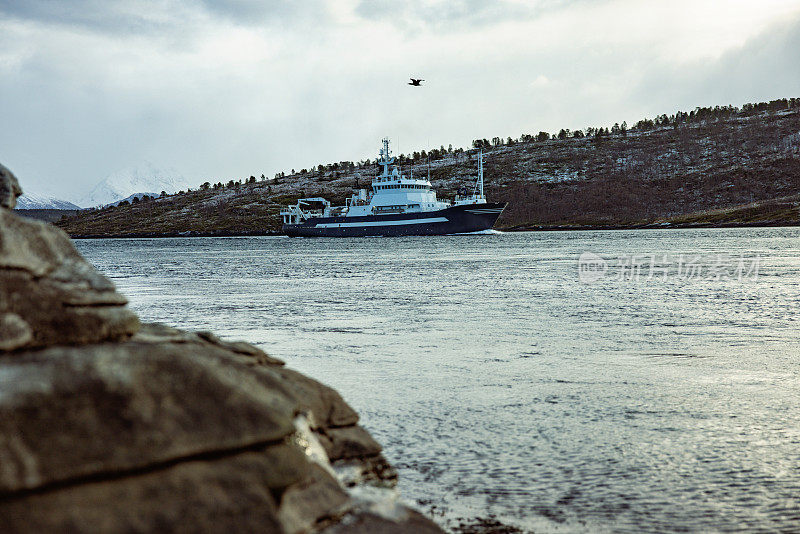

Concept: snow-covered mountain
[[77, 162, 190, 208], [15, 192, 81, 210]]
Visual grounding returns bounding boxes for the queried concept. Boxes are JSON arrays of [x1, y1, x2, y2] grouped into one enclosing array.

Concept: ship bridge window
[[376, 205, 405, 212]]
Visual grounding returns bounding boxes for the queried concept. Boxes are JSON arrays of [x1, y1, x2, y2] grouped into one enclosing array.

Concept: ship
[[280, 139, 506, 237]]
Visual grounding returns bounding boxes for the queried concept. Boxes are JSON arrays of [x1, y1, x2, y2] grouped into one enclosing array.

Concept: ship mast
[[475, 149, 484, 198], [427, 151, 431, 182], [379, 138, 394, 178]]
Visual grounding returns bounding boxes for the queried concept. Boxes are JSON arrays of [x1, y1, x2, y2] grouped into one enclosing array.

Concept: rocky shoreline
[[0, 162, 443, 532]]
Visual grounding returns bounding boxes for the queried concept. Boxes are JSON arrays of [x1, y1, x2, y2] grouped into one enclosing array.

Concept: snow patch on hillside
[[105, 192, 161, 207]]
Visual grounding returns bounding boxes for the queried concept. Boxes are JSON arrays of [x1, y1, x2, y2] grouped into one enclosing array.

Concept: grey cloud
[[632, 14, 800, 118], [196, 0, 325, 24], [0, 0, 173, 33], [354, 0, 590, 33], [0, 0, 325, 34]]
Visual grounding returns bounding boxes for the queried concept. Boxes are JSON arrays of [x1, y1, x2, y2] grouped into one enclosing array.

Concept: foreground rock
[[0, 166, 441, 533], [0, 164, 138, 351], [0, 164, 22, 210]]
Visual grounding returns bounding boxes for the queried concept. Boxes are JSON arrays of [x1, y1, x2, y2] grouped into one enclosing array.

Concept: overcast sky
[[1, 0, 799, 200]]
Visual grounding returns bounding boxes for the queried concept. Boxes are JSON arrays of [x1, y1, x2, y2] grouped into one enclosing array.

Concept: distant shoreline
[[502, 220, 800, 232], [67, 220, 800, 239], [70, 230, 279, 239]]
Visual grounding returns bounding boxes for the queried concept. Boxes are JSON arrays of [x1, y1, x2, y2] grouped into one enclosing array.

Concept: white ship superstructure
[[281, 139, 504, 237], [344, 139, 452, 217]]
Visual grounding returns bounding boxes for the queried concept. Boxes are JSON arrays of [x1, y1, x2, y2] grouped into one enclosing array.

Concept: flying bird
[[408, 78, 424, 86]]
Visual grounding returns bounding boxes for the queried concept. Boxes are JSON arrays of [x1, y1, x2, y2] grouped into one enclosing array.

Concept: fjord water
[[76, 229, 800, 533]]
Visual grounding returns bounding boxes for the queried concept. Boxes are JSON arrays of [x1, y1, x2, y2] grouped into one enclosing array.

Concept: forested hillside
[[58, 98, 800, 236]]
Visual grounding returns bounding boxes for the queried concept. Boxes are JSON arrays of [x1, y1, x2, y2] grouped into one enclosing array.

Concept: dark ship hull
[[283, 202, 506, 237]]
